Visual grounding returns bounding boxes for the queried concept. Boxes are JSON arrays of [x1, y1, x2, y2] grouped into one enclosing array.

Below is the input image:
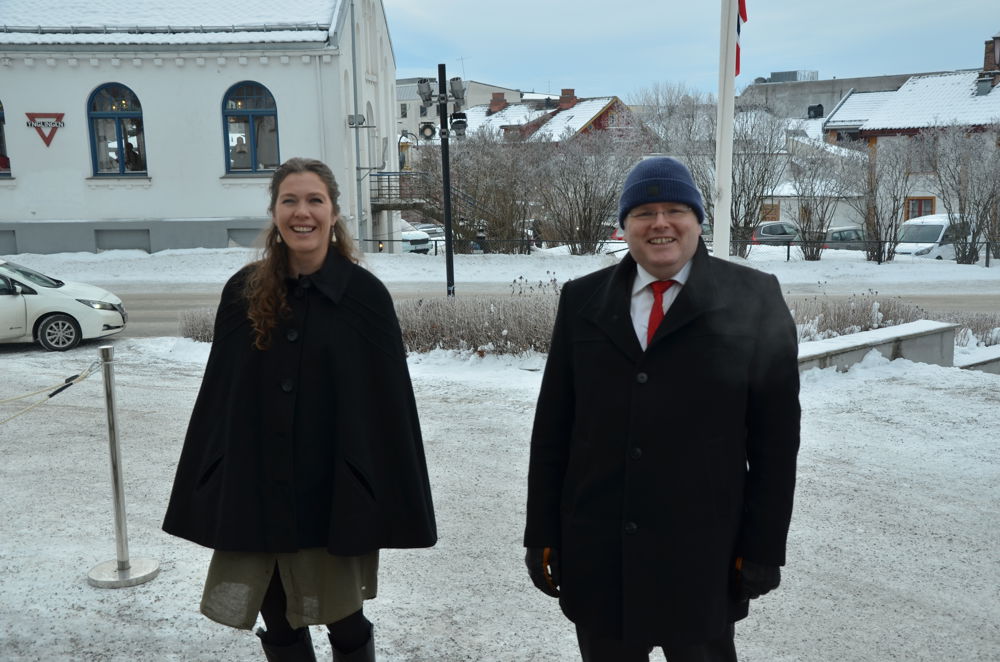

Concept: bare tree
[[630, 83, 717, 226], [914, 123, 1000, 264], [729, 106, 788, 258], [839, 137, 916, 263], [786, 140, 855, 260], [410, 130, 542, 253], [534, 131, 644, 255]]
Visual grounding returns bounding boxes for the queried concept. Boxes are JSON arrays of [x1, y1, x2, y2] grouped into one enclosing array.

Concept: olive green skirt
[[200, 548, 379, 630]]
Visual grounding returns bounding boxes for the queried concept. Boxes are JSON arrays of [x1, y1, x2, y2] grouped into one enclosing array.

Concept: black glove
[[525, 547, 561, 597], [732, 557, 780, 601]]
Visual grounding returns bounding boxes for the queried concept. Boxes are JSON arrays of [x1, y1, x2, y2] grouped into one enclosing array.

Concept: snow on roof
[[461, 103, 553, 135], [532, 97, 615, 139], [823, 90, 896, 130], [0, 0, 339, 46], [861, 71, 1000, 131], [786, 117, 826, 141]]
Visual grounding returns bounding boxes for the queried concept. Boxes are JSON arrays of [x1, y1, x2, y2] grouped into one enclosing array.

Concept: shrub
[[179, 308, 215, 343], [396, 296, 558, 355], [183, 291, 1000, 352]]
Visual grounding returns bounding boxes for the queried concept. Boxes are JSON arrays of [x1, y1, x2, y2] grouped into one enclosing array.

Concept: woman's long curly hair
[[244, 157, 358, 350]]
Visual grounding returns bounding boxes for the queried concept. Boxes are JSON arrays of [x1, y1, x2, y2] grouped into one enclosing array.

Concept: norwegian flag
[[736, 0, 747, 76]]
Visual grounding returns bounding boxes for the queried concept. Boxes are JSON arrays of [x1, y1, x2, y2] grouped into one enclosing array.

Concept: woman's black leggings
[[259, 567, 371, 652]]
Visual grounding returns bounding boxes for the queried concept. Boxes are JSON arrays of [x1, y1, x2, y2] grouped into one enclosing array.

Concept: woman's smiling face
[[272, 172, 337, 274]]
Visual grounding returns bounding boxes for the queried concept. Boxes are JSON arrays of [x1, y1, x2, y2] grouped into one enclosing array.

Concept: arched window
[[223, 81, 279, 173], [0, 99, 10, 175], [88, 83, 146, 175]]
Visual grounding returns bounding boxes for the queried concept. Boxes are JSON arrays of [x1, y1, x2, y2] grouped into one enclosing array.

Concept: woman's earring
[[275, 230, 283, 244]]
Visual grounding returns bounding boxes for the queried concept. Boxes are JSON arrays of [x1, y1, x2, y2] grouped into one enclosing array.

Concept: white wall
[[0, 2, 396, 252]]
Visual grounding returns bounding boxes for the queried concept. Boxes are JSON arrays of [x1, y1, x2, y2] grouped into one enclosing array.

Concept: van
[[895, 214, 966, 260]]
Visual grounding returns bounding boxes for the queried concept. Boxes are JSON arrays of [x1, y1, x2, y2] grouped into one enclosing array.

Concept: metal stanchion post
[[87, 345, 159, 589]]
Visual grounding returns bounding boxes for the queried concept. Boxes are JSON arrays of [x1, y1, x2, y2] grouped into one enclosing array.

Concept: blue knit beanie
[[618, 157, 705, 227]]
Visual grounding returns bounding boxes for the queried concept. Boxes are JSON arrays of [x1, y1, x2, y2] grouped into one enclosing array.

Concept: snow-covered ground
[[1, 248, 998, 661]]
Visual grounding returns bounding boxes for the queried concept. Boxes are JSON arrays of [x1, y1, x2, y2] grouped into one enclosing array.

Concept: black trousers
[[576, 623, 737, 662]]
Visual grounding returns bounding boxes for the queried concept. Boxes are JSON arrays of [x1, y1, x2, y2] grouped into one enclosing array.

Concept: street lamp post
[[418, 64, 466, 297]]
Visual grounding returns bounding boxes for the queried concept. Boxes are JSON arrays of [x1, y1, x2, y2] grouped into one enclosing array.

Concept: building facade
[[0, 0, 403, 255]]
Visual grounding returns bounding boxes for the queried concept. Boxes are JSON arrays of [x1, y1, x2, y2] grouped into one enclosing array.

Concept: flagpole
[[714, 0, 739, 260]]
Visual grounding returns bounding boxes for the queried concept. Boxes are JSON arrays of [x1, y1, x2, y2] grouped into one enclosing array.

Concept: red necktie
[[647, 280, 674, 346]]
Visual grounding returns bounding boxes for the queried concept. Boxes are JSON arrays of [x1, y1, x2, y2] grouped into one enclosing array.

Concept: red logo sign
[[25, 113, 66, 147]]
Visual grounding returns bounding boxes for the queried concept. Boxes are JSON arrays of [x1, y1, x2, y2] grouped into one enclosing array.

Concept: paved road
[[116, 286, 1000, 339]]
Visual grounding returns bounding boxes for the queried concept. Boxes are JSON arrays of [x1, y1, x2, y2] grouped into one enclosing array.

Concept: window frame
[[0, 99, 9, 176], [905, 197, 935, 220], [222, 81, 280, 175], [87, 83, 147, 177]]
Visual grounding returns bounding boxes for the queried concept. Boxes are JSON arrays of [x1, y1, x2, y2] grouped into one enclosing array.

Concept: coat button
[[280, 379, 294, 393], [636, 372, 648, 384], [286, 328, 299, 342], [624, 521, 638, 535], [630, 447, 643, 460]]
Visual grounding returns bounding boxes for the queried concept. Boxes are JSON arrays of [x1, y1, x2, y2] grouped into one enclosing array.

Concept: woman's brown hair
[[244, 157, 358, 349]]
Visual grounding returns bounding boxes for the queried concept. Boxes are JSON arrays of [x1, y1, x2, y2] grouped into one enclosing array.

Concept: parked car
[[751, 221, 799, 245], [0, 259, 127, 351], [413, 222, 445, 241], [400, 220, 431, 254], [895, 213, 966, 260], [823, 226, 868, 251]]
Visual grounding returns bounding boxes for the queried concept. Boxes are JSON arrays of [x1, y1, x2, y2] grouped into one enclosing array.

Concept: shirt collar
[[631, 259, 693, 297]]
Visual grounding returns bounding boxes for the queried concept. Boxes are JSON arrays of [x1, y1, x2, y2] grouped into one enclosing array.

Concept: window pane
[[93, 118, 120, 173], [91, 84, 141, 112], [254, 115, 279, 169], [0, 111, 9, 173], [122, 118, 146, 172], [225, 83, 275, 110], [228, 117, 251, 170]]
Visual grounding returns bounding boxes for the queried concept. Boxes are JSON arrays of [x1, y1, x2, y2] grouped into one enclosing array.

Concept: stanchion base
[[87, 557, 160, 588]]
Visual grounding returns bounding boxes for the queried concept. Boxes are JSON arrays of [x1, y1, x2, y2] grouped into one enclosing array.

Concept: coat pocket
[[345, 458, 377, 502], [195, 453, 224, 491]]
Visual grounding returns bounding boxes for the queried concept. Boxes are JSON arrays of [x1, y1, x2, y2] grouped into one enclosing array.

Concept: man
[[524, 156, 800, 661]]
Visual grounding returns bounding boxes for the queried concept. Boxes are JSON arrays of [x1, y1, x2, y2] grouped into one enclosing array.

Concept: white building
[[0, 0, 402, 254]]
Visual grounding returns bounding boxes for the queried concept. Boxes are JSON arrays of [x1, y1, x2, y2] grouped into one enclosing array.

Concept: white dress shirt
[[630, 260, 693, 351]]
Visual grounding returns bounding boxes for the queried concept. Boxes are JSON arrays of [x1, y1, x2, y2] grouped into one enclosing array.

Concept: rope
[[0, 360, 102, 425]]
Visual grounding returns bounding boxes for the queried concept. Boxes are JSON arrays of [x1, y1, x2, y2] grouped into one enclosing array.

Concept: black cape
[[163, 250, 437, 554]]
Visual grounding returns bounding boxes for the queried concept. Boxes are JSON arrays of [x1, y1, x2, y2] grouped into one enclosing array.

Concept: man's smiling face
[[624, 202, 702, 280]]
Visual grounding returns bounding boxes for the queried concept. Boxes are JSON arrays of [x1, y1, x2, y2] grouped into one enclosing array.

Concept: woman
[[163, 157, 437, 661]]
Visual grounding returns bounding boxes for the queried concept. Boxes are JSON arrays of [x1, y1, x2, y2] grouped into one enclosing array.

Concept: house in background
[[0, 0, 402, 255], [822, 32, 1000, 220], [423, 88, 642, 142]]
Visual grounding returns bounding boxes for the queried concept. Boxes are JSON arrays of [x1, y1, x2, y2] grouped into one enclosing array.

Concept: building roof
[[454, 97, 617, 142], [0, 0, 339, 47], [823, 90, 896, 130], [860, 71, 1000, 131]]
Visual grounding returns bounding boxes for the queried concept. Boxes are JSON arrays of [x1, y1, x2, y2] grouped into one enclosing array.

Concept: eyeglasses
[[627, 207, 693, 221]]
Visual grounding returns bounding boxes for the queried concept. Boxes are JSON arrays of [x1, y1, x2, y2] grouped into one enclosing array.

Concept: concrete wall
[[742, 73, 920, 118], [798, 321, 958, 372]]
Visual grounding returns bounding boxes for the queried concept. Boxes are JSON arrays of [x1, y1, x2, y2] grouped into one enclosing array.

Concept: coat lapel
[[649, 240, 719, 346], [581, 253, 644, 363]]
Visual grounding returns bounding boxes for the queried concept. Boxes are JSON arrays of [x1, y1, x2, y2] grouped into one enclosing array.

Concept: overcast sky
[[383, 1, 996, 100]]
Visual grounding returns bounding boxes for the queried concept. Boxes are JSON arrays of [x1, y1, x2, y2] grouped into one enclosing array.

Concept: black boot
[[256, 626, 318, 662], [329, 623, 374, 662]]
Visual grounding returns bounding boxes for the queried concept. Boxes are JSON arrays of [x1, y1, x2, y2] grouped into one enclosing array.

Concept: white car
[[0, 259, 127, 351], [400, 220, 431, 254], [895, 213, 966, 260]]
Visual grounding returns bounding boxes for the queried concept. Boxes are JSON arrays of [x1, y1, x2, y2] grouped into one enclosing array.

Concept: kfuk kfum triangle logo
[[25, 113, 66, 147]]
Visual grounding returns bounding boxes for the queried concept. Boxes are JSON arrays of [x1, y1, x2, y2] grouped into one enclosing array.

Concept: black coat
[[163, 251, 436, 554], [524, 242, 800, 645]]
